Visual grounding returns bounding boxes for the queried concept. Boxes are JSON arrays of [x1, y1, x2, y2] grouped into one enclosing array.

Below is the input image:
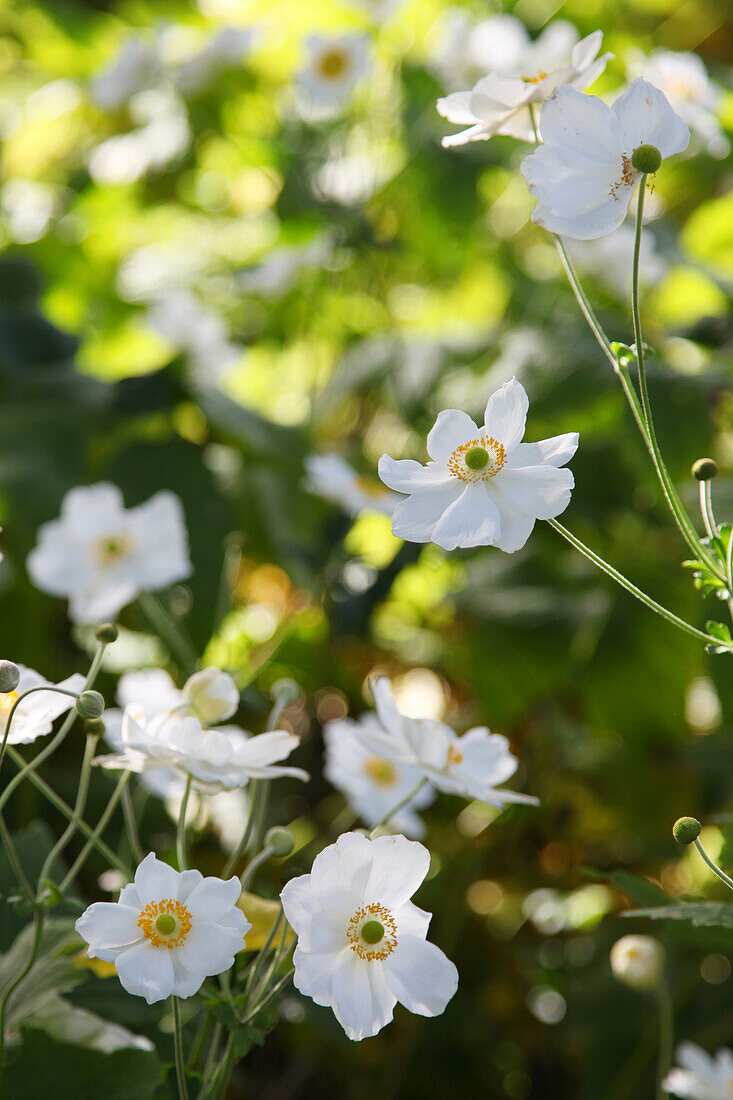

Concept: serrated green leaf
[[622, 903, 733, 928]]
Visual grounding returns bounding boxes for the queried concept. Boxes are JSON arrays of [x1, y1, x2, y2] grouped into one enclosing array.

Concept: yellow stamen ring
[[447, 436, 506, 483], [347, 903, 397, 961], [138, 899, 192, 949]]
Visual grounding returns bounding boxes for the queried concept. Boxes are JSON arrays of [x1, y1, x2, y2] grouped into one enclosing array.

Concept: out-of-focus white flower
[[237, 236, 333, 297], [305, 454, 397, 517], [324, 717, 435, 838], [0, 665, 85, 746], [76, 853, 250, 1004], [379, 377, 577, 552], [88, 89, 190, 185], [183, 667, 239, 725], [344, 0, 403, 19], [103, 668, 186, 800], [96, 708, 309, 792], [350, 677, 538, 807], [629, 48, 730, 160], [91, 35, 163, 110], [280, 832, 458, 1040], [147, 291, 242, 384], [663, 1043, 733, 1099], [521, 79, 689, 240], [27, 483, 192, 623], [298, 34, 370, 104], [610, 935, 664, 991], [564, 222, 666, 296], [437, 20, 611, 146], [1, 180, 59, 244], [170, 26, 256, 95]]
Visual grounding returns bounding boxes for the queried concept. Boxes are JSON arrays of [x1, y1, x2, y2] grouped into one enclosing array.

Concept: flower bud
[[85, 718, 106, 736], [610, 935, 665, 991], [673, 816, 701, 845], [95, 623, 118, 644], [76, 690, 105, 720], [183, 668, 239, 725], [264, 826, 295, 858], [0, 660, 20, 694], [270, 678, 300, 706], [631, 144, 662, 174], [691, 458, 718, 482]]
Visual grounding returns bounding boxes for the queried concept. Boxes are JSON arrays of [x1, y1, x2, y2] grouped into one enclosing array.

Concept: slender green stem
[[0, 685, 81, 777], [187, 1009, 212, 1073], [121, 782, 144, 864], [240, 968, 294, 1027], [0, 907, 44, 1084], [548, 519, 731, 649], [138, 590, 198, 673], [60, 771, 132, 892], [177, 775, 193, 872], [692, 837, 733, 892], [242, 908, 285, 1005], [240, 843, 277, 893], [201, 1022, 223, 1093], [699, 481, 717, 541], [171, 996, 190, 1100], [0, 810, 34, 901], [369, 778, 427, 837], [656, 981, 674, 1100], [4, 746, 128, 876], [37, 732, 98, 900], [222, 780, 267, 879]]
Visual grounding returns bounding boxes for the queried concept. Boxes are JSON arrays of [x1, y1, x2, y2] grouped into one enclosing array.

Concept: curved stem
[[699, 481, 717, 541], [171, 996, 191, 1100], [656, 981, 674, 1100], [0, 685, 80, 777], [369, 778, 427, 837], [177, 775, 193, 872], [121, 782, 144, 865], [36, 731, 98, 900], [60, 771, 133, 892], [240, 843, 276, 893], [692, 837, 733, 893], [548, 519, 730, 649], [0, 811, 34, 901]]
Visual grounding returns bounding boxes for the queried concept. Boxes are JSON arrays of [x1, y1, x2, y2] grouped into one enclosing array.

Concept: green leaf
[[622, 902, 733, 929], [585, 868, 669, 908]]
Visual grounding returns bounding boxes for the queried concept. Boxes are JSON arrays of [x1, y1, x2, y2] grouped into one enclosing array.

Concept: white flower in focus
[[324, 718, 435, 838], [91, 35, 163, 110], [26, 483, 192, 623], [96, 709, 309, 792], [298, 34, 370, 104], [305, 454, 397, 517], [350, 677, 538, 807], [379, 377, 577, 552], [0, 665, 85, 746], [564, 223, 666, 297], [183, 667, 239, 725], [610, 935, 664, 991], [280, 832, 458, 1040], [629, 48, 730, 160], [521, 79, 690, 240], [437, 22, 611, 147], [663, 1043, 733, 1099], [75, 853, 250, 1004]]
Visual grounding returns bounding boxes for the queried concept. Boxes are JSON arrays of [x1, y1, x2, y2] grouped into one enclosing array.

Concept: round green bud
[[85, 718, 106, 736], [156, 913, 176, 936], [673, 816, 701, 845], [465, 446, 489, 471], [631, 144, 662, 174], [265, 826, 295, 858], [0, 660, 20, 694], [95, 623, 118, 644], [692, 458, 718, 482], [271, 678, 300, 706], [76, 690, 105, 720], [361, 920, 384, 945]]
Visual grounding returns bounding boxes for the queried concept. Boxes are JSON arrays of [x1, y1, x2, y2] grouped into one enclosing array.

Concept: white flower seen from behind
[[521, 78, 690, 240], [75, 853, 250, 1004], [280, 832, 458, 1040], [0, 665, 85, 746], [26, 483, 192, 623], [663, 1042, 733, 1099], [379, 377, 577, 552]]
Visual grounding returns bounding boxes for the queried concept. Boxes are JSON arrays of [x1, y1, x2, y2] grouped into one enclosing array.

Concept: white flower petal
[[391, 481, 463, 543], [483, 377, 529, 452], [175, 918, 246, 975], [386, 935, 458, 1018], [613, 78, 690, 159], [133, 852, 182, 906], [378, 456, 453, 494], [570, 30, 603, 71], [426, 409, 479, 463], [365, 835, 430, 908], [431, 483, 501, 550], [291, 946, 346, 1007], [436, 91, 476, 125], [396, 900, 431, 938], [75, 903, 141, 951], [231, 729, 299, 768], [506, 433, 578, 469], [170, 956, 205, 999], [497, 465, 574, 520], [184, 876, 242, 922], [330, 952, 396, 1041], [115, 940, 175, 1004]]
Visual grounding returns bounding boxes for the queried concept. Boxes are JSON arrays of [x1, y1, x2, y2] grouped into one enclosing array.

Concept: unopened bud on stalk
[[692, 458, 718, 482], [95, 624, 118, 644], [611, 935, 665, 991], [631, 144, 662, 174], [76, 690, 105, 720], [673, 816, 701, 845], [85, 718, 106, 736], [264, 826, 295, 858], [0, 660, 20, 693]]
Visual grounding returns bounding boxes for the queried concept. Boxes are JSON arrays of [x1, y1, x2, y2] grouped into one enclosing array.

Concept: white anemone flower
[[520, 79, 690, 240], [663, 1043, 733, 1099], [629, 48, 730, 160], [75, 853, 250, 1004], [305, 454, 397, 517], [351, 677, 538, 807], [379, 377, 577, 552], [103, 669, 187, 800], [26, 483, 192, 623], [323, 717, 435, 838], [96, 708, 309, 792], [0, 665, 85, 746], [610, 935, 664, 991], [183, 668, 239, 725], [298, 34, 370, 104], [437, 22, 611, 147], [280, 832, 458, 1040]]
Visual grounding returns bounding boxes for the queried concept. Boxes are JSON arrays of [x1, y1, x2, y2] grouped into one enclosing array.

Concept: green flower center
[[155, 913, 177, 936], [361, 920, 385, 944], [631, 143, 662, 174], [465, 446, 489, 470]]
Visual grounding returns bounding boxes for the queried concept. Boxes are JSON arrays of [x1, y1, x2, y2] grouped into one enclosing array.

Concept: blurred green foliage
[[0, 0, 731, 1096]]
